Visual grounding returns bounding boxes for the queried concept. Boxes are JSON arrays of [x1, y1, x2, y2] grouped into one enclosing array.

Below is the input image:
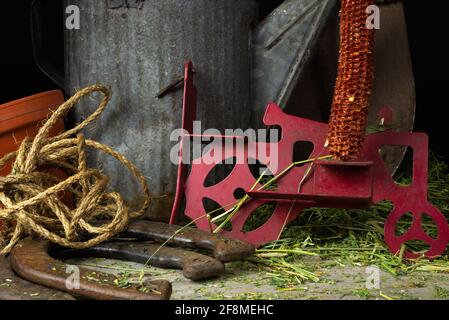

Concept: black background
[[0, 299, 440, 318], [0, 0, 447, 161]]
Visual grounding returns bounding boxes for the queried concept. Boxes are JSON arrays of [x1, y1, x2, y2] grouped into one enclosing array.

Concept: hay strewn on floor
[[247, 152, 449, 289]]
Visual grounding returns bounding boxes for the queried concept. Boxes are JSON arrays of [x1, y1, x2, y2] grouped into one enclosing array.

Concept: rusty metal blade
[[10, 240, 172, 300]]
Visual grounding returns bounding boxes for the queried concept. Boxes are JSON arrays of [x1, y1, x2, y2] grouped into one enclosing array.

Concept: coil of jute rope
[[0, 85, 150, 255]]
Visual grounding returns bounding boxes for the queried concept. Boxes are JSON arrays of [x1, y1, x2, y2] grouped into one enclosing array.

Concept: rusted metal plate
[[0, 256, 74, 300], [10, 240, 172, 300]]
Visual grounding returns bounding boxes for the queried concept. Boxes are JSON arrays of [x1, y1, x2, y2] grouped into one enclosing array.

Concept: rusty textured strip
[[327, 0, 375, 160]]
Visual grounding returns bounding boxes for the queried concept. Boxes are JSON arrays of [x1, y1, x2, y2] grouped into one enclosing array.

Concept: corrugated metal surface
[[64, 0, 258, 220]]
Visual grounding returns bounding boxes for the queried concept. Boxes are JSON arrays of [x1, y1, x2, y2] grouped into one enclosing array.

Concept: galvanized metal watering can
[[32, 0, 414, 221]]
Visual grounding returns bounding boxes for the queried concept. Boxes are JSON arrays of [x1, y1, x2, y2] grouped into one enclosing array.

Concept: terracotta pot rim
[[0, 90, 62, 115], [0, 90, 64, 136]]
